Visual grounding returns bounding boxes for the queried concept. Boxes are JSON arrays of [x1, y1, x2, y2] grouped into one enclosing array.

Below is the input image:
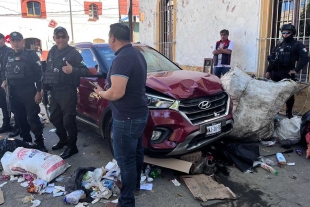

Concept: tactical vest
[[275, 41, 299, 67], [5, 50, 30, 80], [44, 46, 74, 85]]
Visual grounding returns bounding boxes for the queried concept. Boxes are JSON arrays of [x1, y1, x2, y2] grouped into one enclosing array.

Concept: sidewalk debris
[[0, 182, 7, 188], [144, 155, 192, 173], [30, 199, 41, 207], [171, 179, 181, 187], [49, 128, 56, 133], [21, 195, 33, 204], [182, 174, 236, 202]]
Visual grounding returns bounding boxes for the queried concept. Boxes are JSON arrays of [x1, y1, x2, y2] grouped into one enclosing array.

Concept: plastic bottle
[[63, 190, 85, 204], [260, 156, 276, 166], [276, 153, 287, 165], [145, 165, 151, 178], [150, 167, 162, 178], [260, 163, 278, 175]]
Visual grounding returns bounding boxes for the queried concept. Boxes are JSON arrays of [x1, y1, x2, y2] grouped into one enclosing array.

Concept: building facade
[[0, 0, 119, 60], [139, 0, 310, 83]]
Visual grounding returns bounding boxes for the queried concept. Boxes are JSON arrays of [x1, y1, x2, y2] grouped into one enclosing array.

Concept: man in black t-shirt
[[94, 23, 149, 207]]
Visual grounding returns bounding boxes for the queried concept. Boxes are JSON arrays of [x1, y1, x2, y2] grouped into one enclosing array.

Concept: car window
[[96, 47, 115, 69], [135, 46, 180, 73], [96, 45, 180, 73], [77, 48, 100, 74]]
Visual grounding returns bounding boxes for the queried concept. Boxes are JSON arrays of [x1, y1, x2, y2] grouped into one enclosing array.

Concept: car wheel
[[105, 116, 114, 157], [43, 91, 51, 121]]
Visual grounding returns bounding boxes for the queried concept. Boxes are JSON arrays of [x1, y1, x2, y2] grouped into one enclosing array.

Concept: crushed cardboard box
[[144, 156, 192, 174], [181, 174, 237, 202]]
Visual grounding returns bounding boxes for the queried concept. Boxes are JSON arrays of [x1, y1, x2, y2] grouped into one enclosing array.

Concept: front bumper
[[166, 119, 234, 156]]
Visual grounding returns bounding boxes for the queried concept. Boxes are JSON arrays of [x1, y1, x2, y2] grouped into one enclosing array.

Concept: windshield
[[96, 45, 181, 73]]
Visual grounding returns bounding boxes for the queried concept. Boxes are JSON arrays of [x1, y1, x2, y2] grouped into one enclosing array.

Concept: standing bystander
[[94, 23, 149, 207], [212, 29, 234, 78]]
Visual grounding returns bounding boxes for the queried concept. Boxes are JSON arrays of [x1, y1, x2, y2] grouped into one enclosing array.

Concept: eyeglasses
[[56, 35, 67, 39], [282, 31, 291, 35]]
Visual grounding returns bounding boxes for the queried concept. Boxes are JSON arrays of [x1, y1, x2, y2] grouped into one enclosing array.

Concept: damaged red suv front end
[[67, 43, 234, 157]]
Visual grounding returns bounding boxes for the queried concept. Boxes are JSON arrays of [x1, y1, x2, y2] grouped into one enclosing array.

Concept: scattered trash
[[287, 162, 296, 166], [55, 175, 68, 182], [260, 140, 276, 147], [0, 182, 7, 188], [49, 128, 56, 133], [260, 162, 278, 175], [276, 117, 301, 144], [289, 175, 297, 179], [263, 149, 293, 157], [260, 156, 276, 166], [276, 153, 287, 165], [171, 179, 181, 186], [140, 183, 153, 190], [27, 180, 47, 194], [64, 190, 86, 205], [0, 175, 10, 182], [22, 195, 34, 204], [280, 139, 292, 149], [9, 175, 18, 181], [44, 183, 55, 194], [181, 174, 236, 202], [296, 149, 302, 156], [30, 199, 41, 207], [18, 177, 25, 183]]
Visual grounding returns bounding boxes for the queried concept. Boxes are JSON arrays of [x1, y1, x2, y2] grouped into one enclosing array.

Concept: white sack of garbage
[[221, 67, 299, 141], [275, 116, 301, 144], [1, 147, 70, 182]]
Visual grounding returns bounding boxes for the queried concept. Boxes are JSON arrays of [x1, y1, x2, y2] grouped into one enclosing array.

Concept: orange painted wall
[[119, 0, 139, 16]]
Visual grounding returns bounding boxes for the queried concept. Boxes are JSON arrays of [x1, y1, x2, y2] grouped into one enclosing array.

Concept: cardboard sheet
[[181, 174, 237, 202], [144, 156, 192, 174]]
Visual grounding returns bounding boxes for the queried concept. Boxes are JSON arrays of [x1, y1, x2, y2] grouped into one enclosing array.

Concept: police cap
[[281, 24, 296, 35], [54, 27, 68, 36], [9, 32, 23, 40]]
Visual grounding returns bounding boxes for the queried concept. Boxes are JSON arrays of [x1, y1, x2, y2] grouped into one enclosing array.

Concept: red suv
[[45, 43, 234, 157]]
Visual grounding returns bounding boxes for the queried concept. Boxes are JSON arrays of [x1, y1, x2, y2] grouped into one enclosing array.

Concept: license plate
[[206, 123, 221, 135]]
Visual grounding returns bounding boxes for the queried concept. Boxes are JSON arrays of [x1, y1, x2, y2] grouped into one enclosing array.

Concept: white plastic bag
[[276, 117, 301, 144], [4, 147, 70, 182]]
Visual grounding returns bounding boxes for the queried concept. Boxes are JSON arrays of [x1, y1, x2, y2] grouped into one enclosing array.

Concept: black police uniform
[[267, 31, 309, 118], [0, 44, 13, 131], [2, 47, 46, 149], [44, 45, 88, 157]]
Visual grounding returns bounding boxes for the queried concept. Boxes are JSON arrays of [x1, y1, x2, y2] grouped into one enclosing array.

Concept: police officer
[[1, 32, 47, 151], [266, 24, 309, 118], [44, 27, 89, 159], [0, 33, 22, 137]]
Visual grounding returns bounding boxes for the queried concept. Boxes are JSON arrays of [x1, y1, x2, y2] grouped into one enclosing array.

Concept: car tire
[[105, 116, 114, 157]]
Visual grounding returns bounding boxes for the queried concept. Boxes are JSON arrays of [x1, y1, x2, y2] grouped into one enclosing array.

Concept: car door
[[76, 47, 107, 125]]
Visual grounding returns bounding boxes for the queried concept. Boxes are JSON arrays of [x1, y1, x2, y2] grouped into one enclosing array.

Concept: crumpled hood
[[146, 70, 223, 99]]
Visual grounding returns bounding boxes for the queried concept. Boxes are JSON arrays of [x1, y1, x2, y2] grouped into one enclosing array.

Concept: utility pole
[[128, 0, 133, 42], [69, 0, 74, 43]]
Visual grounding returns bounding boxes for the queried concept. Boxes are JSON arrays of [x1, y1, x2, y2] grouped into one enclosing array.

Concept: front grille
[[179, 92, 229, 125]]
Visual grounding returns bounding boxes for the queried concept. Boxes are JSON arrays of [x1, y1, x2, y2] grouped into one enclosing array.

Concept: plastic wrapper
[[64, 190, 85, 205]]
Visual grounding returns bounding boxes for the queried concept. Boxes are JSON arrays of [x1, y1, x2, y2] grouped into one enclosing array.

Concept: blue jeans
[[112, 114, 148, 207], [214, 67, 230, 78]]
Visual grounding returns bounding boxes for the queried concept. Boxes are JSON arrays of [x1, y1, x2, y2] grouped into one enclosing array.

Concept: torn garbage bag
[[221, 67, 299, 141], [223, 143, 260, 173]]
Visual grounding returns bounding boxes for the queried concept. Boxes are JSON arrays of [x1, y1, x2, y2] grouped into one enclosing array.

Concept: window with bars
[[157, 0, 174, 60], [89, 3, 99, 20], [27, 1, 41, 17], [269, 0, 310, 82]]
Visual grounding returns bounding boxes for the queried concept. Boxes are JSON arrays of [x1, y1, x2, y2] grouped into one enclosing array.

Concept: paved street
[[0, 106, 310, 207]]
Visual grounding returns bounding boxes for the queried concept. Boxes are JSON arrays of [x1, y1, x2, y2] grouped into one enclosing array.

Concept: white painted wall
[[0, 0, 119, 51], [140, 0, 260, 73]]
